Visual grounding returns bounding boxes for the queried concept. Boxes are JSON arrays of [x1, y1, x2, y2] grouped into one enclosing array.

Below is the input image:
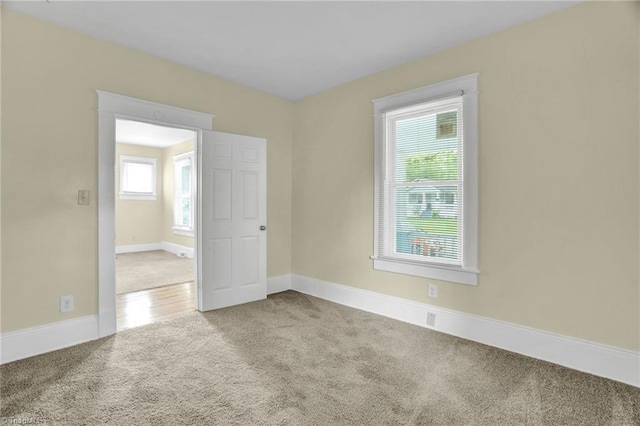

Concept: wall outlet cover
[[60, 295, 74, 313], [428, 284, 438, 299], [426, 312, 436, 327]]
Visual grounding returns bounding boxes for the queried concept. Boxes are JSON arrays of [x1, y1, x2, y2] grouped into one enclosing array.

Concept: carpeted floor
[[1, 291, 638, 425], [116, 250, 194, 294]]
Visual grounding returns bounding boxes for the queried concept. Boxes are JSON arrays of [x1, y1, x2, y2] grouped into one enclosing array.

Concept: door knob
[[260, 225, 267, 231]]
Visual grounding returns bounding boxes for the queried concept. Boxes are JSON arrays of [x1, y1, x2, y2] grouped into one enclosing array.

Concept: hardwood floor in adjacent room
[[116, 282, 196, 331]]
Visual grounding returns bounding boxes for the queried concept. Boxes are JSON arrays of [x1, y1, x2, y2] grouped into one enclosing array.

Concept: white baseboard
[[162, 241, 195, 259], [0, 315, 99, 365], [115, 243, 162, 254], [292, 274, 640, 388], [267, 274, 292, 295], [4, 273, 637, 387], [115, 242, 194, 258]]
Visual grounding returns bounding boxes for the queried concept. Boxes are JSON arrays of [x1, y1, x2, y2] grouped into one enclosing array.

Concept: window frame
[[172, 151, 195, 236], [372, 74, 479, 286], [119, 155, 158, 200]]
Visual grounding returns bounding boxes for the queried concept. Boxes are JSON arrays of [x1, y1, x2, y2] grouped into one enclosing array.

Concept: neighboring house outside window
[[173, 151, 195, 236], [372, 74, 479, 285], [119, 155, 157, 200]]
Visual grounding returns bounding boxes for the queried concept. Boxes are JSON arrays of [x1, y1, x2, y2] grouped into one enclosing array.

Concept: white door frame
[[97, 91, 214, 338]]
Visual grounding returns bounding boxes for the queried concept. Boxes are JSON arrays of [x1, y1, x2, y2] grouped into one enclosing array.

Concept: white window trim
[[371, 73, 479, 286], [172, 227, 194, 237], [172, 151, 195, 236], [119, 155, 158, 200]]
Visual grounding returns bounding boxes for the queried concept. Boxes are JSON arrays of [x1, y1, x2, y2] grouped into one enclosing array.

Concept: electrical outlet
[[426, 312, 436, 327], [428, 284, 438, 299], [60, 295, 74, 313], [78, 190, 90, 205]]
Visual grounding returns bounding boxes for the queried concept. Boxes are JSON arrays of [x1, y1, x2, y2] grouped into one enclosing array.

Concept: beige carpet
[[1, 291, 638, 425], [116, 250, 194, 295]]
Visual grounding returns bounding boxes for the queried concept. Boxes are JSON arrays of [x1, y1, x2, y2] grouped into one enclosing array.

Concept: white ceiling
[[116, 119, 195, 148], [4, 1, 578, 101]]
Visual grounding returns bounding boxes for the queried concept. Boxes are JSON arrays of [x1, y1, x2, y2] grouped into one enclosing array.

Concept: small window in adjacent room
[[173, 152, 194, 236], [372, 74, 479, 285], [119, 155, 157, 200]]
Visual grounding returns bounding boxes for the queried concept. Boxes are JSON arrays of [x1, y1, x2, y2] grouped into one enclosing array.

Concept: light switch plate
[[78, 190, 90, 205]]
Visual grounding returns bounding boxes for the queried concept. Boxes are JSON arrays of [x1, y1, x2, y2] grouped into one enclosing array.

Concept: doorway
[[114, 119, 197, 330], [97, 91, 268, 339]]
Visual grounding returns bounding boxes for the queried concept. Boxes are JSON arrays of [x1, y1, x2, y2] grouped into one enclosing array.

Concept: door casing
[[97, 91, 213, 338]]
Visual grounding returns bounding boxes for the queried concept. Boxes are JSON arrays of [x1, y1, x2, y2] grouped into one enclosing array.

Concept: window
[[119, 155, 157, 200], [173, 152, 194, 236], [372, 74, 478, 285], [440, 191, 455, 205]]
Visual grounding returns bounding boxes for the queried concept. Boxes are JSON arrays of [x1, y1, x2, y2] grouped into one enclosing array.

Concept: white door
[[198, 130, 267, 311]]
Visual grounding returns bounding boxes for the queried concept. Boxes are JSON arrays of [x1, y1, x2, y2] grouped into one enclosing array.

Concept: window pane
[[395, 110, 458, 183], [180, 197, 191, 227], [395, 186, 460, 261], [173, 156, 193, 229], [181, 165, 191, 194], [125, 163, 153, 193]]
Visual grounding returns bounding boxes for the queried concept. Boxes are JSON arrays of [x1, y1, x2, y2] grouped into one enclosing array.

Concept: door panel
[[211, 238, 232, 290], [241, 236, 259, 286], [212, 169, 232, 220], [199, 131, 267, 311], [241, 171, 259, 219]]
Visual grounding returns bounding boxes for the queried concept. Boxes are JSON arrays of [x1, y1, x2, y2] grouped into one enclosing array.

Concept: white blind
[[379, 95, 464, 266]]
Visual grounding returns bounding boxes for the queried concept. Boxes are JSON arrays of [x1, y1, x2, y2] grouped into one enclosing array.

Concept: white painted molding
[[119, 154, 158, 199], [291, 274, 640, 388], [5, 273, 634, 388], [96, 90, 214, 130], [115, 243, 163, 254], [98, 91, 214, 338], [162, 241, 195, 259], [372, 73, 479, 286], [0, 315, 99, 365], [372, 257, 477, 286], [267, 274, 292, 295], [172, 227, 194, 237], [115, 243, 194, 258]]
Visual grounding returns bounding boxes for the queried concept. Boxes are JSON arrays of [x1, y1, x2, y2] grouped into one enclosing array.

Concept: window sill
[[119, 193, 157, 201], [172, 227, 194, 237], [371, 256, 478, 285]]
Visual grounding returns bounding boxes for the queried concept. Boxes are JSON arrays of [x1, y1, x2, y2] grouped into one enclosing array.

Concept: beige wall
[[2, 2, 639, 353], [115, 143, 164, 246], [1, 8, 294, 332], [293, 2, 640, 351], [0, 6, 3, 332], [162, 138, 195, 249], [116, 139, 197, 250]]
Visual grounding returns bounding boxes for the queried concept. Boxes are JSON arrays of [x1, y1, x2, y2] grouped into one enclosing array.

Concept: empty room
[[115, 119, 198, 331], [1, 1, 639, 425]]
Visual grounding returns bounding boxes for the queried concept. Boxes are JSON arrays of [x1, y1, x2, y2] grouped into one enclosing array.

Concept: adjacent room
[[1, 1, 639, 425], [114, 119, 197, 330]]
